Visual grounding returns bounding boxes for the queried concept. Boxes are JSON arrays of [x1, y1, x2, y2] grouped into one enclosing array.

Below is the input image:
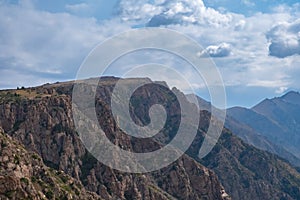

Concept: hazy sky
[[0, 0, 300, 107]]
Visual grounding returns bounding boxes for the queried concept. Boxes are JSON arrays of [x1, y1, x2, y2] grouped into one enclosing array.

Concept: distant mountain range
[[188, 93, 300, 166], [227, 91, 300, 166]]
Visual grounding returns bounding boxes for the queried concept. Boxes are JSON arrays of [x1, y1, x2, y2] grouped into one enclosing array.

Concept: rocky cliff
[[0, 127, 100, 199], [0, 78, 229, 200], [2, 77, 300, 200], [193, 114, 300, 200]]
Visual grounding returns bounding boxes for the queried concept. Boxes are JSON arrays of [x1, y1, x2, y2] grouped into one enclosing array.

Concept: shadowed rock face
[[0, 77, 228, 200], [185, 95, 300, 200], [194, 125, 300, 200]]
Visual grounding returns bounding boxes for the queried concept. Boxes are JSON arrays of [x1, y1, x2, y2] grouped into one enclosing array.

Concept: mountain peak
[[281, 91, 300, 100], [251, 98, 274, 110]]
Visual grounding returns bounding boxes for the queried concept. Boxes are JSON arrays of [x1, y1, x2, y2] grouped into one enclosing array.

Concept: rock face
[[183, 95, 300, 200], [3, 77, 300, 200], [0, 78, 229, 200], [0, 127, 100, 200], [192, 113, 300, 200]]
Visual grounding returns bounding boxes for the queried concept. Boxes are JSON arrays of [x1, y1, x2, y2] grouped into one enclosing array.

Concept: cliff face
[[0, 127, 100, 200], [0, 78, 229, 200], [3, 77, 300, 200], [187, 111, 300, 200]]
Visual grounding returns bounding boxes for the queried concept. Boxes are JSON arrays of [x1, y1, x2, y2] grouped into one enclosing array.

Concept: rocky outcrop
[[0, 127, 100, 199], [0, 78, 229, 200], [5, 77, 300, 199], [188, 110, 300, 200]]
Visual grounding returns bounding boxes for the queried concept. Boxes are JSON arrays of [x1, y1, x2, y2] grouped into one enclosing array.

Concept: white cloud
[[118, 1, 163, 22], [119, 0, 232, 27], [275, 86, 288, 94], [266, 20, 300, 58], [117, 0, 300, 95], [1, 0, 300, 107], [234, 19, 246, 31], [247, 80, 289, 88], [198, 43, 232, 57], [0, 1, 131, 88]]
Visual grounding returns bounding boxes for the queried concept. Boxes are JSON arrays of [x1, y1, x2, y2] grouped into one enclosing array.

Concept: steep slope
[[98, 80, 300, 200], [0, 127, 100, 200], [228, 91, 300, 161], [228, 106, 283, 141], [202, 130, 300, 200], [0, 78, 228, 200], [133, 87, 300, 199], [188, 94, 300, 166], [187, 111, 300, 200], [2, 77, 300, 200]]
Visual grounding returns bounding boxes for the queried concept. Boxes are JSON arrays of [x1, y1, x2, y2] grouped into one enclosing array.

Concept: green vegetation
[[60, 174, 69, 184], [45, 189, 54, 199], [13, 155, 20, 165], [31, 176, 37, 183], [61, 184, 72, 193], [0, 91, 21, 103], [0, 87, 53, 103], [1, 140, 7, 148], [4, 190, 15, 198], [20, 177, 29, 185], [31, 153, 41, 161], [80, 152, 97, 183]]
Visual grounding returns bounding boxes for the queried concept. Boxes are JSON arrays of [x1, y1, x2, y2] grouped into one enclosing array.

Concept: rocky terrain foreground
[[0, 127, 101, 199]]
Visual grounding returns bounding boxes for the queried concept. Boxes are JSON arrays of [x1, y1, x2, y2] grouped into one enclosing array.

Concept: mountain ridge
[[228, 90, 300, 162], [1, 77, 300, 199], [0, 77, 229, 200], [189, 93, 300, 167]]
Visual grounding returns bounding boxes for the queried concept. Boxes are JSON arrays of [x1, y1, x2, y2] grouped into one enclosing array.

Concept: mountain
[[188, 94, 300, 166], [1, 78, 300, 199], [194, 115, 300, 200], [228, 91, 300, 162], [0, 127, 100, 200], [0, 78, 229, 200]]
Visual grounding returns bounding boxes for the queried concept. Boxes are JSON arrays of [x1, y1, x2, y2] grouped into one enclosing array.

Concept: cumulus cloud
[[117, 0, 299, 96], [266, 20, 300, 58], [234, 19, 246, 31], [1, 0, 300, 108], [275, 86, 288, 94], [0, 1, 130, 88], [198, 43, 232, 57], [118, 0, 232, 27]]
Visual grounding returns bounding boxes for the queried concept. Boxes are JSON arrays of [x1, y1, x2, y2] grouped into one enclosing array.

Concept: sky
[[0, 0, 300, 108]]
